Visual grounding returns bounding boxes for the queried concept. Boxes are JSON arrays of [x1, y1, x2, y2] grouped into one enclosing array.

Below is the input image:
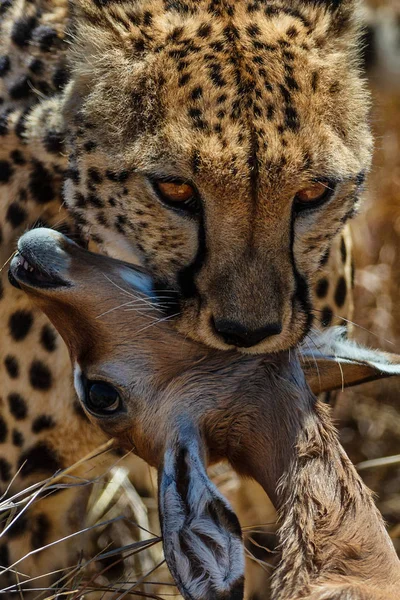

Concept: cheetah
[[0, 0, 370, 594]]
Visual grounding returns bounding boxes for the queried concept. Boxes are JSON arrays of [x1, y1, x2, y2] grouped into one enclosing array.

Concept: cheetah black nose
[[212, 318, 283, 348]]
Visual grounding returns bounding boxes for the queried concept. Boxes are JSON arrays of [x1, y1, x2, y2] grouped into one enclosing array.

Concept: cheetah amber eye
[[294, 181, 334, 210], [153, 180, 198, 212], [86, 381, 121, 416]]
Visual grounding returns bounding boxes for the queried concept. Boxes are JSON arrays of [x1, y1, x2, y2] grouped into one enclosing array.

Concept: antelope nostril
[[212, 318, 282, 348]]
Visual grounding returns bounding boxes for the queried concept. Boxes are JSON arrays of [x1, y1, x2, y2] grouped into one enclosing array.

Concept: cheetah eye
[[86, 380, 121, 416], [152, 179, 199, 213], [294, 181, 335, 211]]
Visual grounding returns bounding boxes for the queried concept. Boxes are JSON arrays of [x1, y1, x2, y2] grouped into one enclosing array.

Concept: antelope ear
[[301, 328, 400, 395], [158, 424, 244, 600]]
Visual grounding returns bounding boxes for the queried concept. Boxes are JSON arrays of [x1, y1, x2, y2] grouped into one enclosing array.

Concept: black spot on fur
[[12, 429, 24, 447], [9, 75, 32, 100], [11, 16, 37, 47], [29, 360, 52, 391], [33, 25, 58, 51], [31, 513, 51, 550], [18, 442, 62, 477], [6, 202, 27, 228], [8, 392, 27, 420], [0, 458, 11, 482], [40, 324, 57, 352], [284, 106, 299, 132], [0, 544, 9, 568], [191, 86, 203, 100], [29, 160, 55, 203], [29, 58, 43, 74], [44, 130, 64, 154], [334, 276, 347, 308], [88, 167, 102, 184], [179, 73, 191, 86], [321, 306, 333, 327], [0, 109, 10, 135], [83, 140, 97, 152], [0, 416, 8, 443], [198, 23, 211, 37], [5, 355, 19, 378], [88, 193, 104, 208], [315, 277, 329, 299], [32, 415, 56, 434], [15, 106, 31, 139], [0, 55, 10, 77], [10, 149, 26, 165], [53, 66, 70, 90], [0, 160, 13, 183], [9, 310, 33, 341], [7, 512, 28, 538]]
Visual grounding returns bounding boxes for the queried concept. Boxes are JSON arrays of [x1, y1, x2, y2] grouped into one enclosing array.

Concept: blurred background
[[335, 0, 400, 554]]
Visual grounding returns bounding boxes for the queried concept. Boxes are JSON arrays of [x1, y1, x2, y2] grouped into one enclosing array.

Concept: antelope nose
[[212, 318, 283, 348]]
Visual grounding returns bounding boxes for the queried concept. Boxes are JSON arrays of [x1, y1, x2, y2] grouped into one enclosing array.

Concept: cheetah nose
[[212, 318, 283, 348]]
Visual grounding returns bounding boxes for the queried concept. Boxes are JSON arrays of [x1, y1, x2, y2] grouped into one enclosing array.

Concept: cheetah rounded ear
[[158, 422, 244, 600], [301, 328, 400, 394]]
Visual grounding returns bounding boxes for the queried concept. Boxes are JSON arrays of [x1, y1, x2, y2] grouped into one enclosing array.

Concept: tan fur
[[64, 0, 371, 352]]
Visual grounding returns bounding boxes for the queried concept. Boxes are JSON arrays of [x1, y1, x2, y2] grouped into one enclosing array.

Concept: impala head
[[63, 0, 372, 354], [9, 228, 400, 600]]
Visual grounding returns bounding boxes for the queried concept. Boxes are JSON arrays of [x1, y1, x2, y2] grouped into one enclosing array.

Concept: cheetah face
[[63, 0, 372, 353]]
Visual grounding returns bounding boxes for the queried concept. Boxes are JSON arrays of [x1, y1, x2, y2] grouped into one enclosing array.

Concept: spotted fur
[[0, 0, 376, 594]]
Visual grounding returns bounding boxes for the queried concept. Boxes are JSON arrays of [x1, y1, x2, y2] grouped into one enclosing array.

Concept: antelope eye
[[294, 181, 334, 210], [153, 179, 199, 212], [86, 381, 121, 415]]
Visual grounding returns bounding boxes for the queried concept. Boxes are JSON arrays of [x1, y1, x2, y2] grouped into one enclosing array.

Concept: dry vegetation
[[335, 14, 400, 553]]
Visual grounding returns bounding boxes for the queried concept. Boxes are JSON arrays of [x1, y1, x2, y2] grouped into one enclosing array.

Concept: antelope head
[[9, 228, 400, 600]]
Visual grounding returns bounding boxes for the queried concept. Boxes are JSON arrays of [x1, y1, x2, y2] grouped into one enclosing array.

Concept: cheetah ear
[[158, 422, 244, 600], [301, 328, 400, 394]]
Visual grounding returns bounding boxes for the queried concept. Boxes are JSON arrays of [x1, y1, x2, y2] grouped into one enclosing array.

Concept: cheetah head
[[63, 0, 372, 353]]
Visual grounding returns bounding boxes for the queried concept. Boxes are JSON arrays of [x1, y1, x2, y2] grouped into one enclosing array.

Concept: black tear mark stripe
[[289, 209, 313, 335]]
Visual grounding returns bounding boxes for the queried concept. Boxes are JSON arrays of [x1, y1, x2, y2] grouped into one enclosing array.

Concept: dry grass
[[335, 57, 400, 553]]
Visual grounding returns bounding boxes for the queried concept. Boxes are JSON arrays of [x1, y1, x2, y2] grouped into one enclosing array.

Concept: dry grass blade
[[357, 454, 400, 471]]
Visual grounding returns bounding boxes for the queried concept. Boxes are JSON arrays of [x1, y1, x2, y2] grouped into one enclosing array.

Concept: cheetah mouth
[[9, 252, 68, 290]]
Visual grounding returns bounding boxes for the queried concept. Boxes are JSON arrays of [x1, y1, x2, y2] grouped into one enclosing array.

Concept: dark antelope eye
[[86, 381, 121, 415], [153, 179, 199, 212], [294, 181, 335, 210]]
